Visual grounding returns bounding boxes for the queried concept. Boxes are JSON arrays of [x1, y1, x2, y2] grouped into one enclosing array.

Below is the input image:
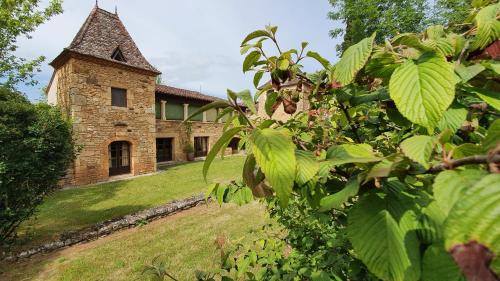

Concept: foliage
[[0, 0, 62, 88], [328, 0, 486, 52], [0, 87, 74, 244], [328, 0, 428, 52], [193, 2, 500, 280]]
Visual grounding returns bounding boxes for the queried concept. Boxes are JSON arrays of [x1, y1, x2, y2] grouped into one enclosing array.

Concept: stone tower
[[46, 6, 160, 186]]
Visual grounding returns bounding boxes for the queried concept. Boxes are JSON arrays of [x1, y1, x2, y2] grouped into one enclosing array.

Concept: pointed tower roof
[[50, 6, 160, 75]]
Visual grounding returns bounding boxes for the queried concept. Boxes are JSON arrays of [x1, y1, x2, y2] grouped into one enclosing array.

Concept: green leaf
[[453, 143, 483, 159], [455, 64, 486, 83], [243, 154, 258, 189], [348, 191, 421, 281], [253, 71, 264, 88], [426, 25, 446, 40], [333, 33, 376, 86], [471, 3, 500, 50], [185, 100, 230, 122], [243, 51, 261, 73], [278, 59, 290, 71], [264, 91, 279, 117], [418, 201, 446, 244], [445, 174, 500, 256], [250, 128, 296, 207], [205, 183, 219, 201], [241, 30, 271, 46], [466, 86, 500, 111], [433, 169, 487, 216], [326, 144, 380, 166], [483, 119, 500, 151], [232, 89, 256, 115], [365, 159, 395, 182], [319, 177, 359, 211], [295, 150, 319, 186], [400, 135, 436, 169], [422, 244, 466, 281], [306, 51, 330, 69], [389, 53, 455, 130], [240, 44, 253, 55], [392, 33, 429, 51], [436, 103, 468, 133], [203, 127, 242, 180]]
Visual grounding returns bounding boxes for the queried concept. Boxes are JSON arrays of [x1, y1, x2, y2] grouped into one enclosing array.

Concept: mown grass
[[1, 202, 270, 281], [16, 156, 245, 246]]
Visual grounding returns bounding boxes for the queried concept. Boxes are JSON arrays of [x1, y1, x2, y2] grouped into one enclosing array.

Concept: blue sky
[[17, 0, 342, 101]]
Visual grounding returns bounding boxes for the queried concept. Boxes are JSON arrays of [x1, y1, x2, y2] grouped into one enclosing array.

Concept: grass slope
[[1, 202, 269, 281], [17, 156, 244, 246]]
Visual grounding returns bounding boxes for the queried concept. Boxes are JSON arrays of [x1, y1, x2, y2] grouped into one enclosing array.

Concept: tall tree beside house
[[328, 0, 428, 53], [0, 0, 62, 89], [328, 0, 479, 53], [0, 0, 74, 245]]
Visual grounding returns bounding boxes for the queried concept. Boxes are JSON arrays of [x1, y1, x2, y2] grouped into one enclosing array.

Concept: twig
[[339, 103, 361, 143], [427, 154, 500, 173]]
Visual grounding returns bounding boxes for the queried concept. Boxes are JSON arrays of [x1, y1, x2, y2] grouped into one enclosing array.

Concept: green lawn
[[1, 202, 270, 281], [17, 156, 245, 247]]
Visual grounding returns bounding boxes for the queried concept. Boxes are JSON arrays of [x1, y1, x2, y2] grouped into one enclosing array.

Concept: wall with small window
[[111, 87, 127, 107], [154, 94, 224, 122]]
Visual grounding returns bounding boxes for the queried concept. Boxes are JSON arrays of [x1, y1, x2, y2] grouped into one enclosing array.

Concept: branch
[[427, 154, 500, 174]]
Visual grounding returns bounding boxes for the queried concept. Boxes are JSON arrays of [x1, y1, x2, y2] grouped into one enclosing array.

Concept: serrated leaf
[[389, 53, 455, 130], [418, 201, 446, 244], [251, 128, 296, 207], [453, 143, 483, 159], [241, 30, 271, 46], [422, 244, 466, 281], [348, 191, 421, 281], [334, 33, 376, 86], [471, 3, 500, 50], [455, 64, 486, 83], [233, 89, 256, 114], [392, 33, 430, 51], [326, 144, 380, 166], [483, 118, 500, 151], [365, 159, 395, 182], [203, 127, 242, 180], [278, 59, 290, 71], [436, 103, 468, 133], [433, 169, 487, 216], [319, 177, 359, 211], [306, 51, 330, 69], [295, 150, 319, 186], [426, 25, 446, 40], [445, 174, 500, 256], [243, 51, 261, 73], [400, 135, 436, 169], [467, 86, 500, 111]]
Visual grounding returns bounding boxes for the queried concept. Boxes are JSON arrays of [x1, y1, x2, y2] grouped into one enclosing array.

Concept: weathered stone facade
[[46, 6, 238, 186], [52, 58, 157, 185]]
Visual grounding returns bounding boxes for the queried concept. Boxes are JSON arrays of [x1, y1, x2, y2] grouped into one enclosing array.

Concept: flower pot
[[187, 152, 195, 161]]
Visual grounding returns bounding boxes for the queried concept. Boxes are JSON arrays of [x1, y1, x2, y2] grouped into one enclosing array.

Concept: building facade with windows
[[46, 6, 236, 186]]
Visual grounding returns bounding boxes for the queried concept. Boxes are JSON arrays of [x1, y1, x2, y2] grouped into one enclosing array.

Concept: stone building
[[46, 6, 236, 186]]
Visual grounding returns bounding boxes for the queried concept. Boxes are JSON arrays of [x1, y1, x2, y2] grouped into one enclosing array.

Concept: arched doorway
[[108, 141, 131, 176]]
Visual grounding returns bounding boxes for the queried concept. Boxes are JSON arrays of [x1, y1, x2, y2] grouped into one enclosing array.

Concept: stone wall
[[54, 58, 157, 186], [156, 120, 233, 161], [256, 84, 311, 122]]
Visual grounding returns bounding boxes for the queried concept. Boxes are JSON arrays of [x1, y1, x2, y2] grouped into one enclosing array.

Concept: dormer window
[[111, 47, 126, 62]]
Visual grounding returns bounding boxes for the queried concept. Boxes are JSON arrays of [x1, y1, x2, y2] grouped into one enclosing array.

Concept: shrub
[[191, 1, 500, 280], [0, 87, 75, 244]]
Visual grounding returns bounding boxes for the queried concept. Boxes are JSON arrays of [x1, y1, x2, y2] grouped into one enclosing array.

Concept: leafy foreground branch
[[186, 3, 500, 281]]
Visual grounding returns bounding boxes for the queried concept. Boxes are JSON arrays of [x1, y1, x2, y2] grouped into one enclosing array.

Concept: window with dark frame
[[194, 136, 209, 158], [111, 47, 126, 62], [111, 87, 127, 107], [156, 138, 173, 162]]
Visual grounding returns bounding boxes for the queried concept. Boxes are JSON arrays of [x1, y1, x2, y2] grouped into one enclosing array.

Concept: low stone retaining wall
[[3, 193, 206, 261]]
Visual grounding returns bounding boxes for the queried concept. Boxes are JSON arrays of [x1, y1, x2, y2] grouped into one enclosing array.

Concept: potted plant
[[183, 142, 195, 161]]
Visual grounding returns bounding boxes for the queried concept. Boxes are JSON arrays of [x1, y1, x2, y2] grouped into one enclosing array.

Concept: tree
[[0, 0, 62, 89], [0, 87, 75, 243], [328, 0, 428, 53], [191, 2, 500, 280]]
